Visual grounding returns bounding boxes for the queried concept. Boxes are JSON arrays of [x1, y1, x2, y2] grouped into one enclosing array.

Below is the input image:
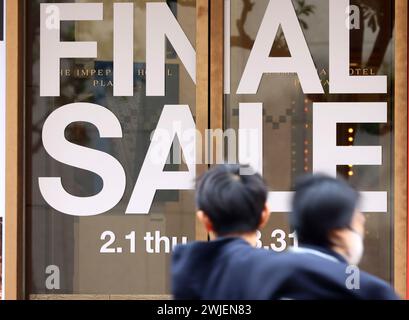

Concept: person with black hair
[[171, 167, 399, 300], [276, 174, 400, 299], [171, 164, 274, 299]]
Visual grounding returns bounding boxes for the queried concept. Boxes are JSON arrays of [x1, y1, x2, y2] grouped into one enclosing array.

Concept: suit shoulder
[[358, 271, 400, 300]]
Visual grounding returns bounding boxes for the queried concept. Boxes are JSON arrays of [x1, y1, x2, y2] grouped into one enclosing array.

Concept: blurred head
[[196, 164, 270, 241], [290, 174, 365, 265]]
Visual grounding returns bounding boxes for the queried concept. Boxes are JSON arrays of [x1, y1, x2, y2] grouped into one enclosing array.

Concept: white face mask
[[347, 229, 364, 265]]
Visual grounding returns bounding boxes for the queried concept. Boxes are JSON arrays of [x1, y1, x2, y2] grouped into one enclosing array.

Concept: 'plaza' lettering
[[38, 0, 388, 216]]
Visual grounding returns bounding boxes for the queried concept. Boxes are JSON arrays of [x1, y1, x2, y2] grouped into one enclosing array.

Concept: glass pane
[[225, 0, 394, 282], [25, 0, 197, 295]]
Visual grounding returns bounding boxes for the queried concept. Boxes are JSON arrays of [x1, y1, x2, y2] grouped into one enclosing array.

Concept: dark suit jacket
[[171, 237, 399, 300]]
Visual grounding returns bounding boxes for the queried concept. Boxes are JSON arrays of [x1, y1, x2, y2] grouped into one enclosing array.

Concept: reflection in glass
[[224, 0, 394, 282], [26, 0, 197, 295]]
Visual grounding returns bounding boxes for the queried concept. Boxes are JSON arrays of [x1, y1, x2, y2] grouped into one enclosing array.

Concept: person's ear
[[258, 203, 271, 229], [197, 210, 214, 233], [329, 229, 347, 249]]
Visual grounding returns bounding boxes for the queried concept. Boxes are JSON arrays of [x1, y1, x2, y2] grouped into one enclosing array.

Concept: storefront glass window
[[224, 0, 394, 282], [25, 0, 197, 296]]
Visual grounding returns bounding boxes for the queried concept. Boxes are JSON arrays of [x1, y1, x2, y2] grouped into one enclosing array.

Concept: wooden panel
[[30, 294, 171, 300], [195, 0, 224, 240], [209, 0, 224, 163], [30, 295, 111, 301], [394, 0, 408, 299], [109, 295, 171, 300], [195, 0, 209, 241], [4, 0, 24, 300]]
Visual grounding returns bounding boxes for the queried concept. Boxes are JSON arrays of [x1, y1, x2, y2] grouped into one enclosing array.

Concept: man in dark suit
[[171, 165, 399, 300], [172, 164, 274, 299], [272, 174, 399, 299]]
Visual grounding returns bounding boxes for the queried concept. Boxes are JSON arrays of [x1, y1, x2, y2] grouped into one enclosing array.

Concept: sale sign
[[38, 0, 387, 216], [18, 0, 401, 296]]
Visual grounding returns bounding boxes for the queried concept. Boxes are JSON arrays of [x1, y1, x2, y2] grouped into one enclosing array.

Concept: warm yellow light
[[348, 171, 354, 176], [348, 137, 354, 142], [348, 128, 354, 133]]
